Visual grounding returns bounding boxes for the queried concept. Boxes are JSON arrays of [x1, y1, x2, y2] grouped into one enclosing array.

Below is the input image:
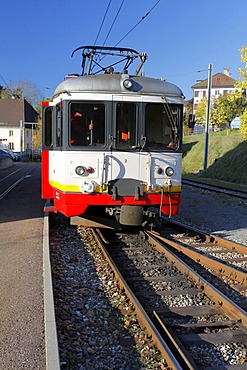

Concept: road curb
[[43, 213, 60, 369]]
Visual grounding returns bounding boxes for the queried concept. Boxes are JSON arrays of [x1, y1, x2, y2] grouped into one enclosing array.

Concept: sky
[[0, 0, 246, 101]]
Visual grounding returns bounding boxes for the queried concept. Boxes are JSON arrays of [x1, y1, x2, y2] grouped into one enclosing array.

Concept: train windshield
[[115, 102, 137, 149], [69, 102, 105, 146], [145, 103, 181, 150]]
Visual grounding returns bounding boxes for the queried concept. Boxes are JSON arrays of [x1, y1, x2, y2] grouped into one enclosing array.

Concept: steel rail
[[0, 165, 25, 183], [149, 230, 247, 287], [146, 231, 247, 327], [0, 168, 34, 201], [167, 219, 247, 254], [92, 228, 183, 370], [182, 178, 247, 200]]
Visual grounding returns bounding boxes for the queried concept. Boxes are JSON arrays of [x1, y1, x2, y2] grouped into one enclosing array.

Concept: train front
[[41, 46, 184, 227]]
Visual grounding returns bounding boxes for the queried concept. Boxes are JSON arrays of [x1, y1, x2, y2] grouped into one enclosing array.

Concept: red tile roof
[[192, 73, 237, 89]]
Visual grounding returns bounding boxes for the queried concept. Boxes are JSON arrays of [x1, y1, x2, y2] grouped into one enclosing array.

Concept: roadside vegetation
[[184, 45, 247, 140], [182, 129, 247, 189], [182, 45, 247, 190]]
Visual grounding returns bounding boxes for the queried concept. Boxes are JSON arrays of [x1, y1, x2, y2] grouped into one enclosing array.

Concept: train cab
[[42, 46, 184, 227]]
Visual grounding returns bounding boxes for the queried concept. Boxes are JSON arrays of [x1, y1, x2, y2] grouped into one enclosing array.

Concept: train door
[[105, 98, 141, 183], [42, 104, 54, 199]]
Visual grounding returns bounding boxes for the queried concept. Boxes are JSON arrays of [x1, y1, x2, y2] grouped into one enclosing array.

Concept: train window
[[44, 107, 52, 147], [56, 103, 63, 147], [145, 103, 179, 150], [116, 102, 137, 149], [69, 103, 105, 147]]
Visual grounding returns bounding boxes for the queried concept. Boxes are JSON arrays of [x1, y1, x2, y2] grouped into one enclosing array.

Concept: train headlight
[[75, 166, 86, 176], [123, 78, 133, 89], [165, 166, 174, 176], [81, 180, 96, 193]]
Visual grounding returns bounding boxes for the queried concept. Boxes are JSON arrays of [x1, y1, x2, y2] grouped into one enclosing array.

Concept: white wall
[[0, 125, 37, 152]]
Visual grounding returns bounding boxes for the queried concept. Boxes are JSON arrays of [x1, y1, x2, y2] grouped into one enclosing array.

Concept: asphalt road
[[0, 162, 46, 370]]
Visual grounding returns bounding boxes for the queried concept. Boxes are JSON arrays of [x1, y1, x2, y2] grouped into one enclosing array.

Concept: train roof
[[54, 73, 184, 100]]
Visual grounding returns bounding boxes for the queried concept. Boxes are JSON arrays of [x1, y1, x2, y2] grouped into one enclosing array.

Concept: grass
[[182, 129, 247, 189]]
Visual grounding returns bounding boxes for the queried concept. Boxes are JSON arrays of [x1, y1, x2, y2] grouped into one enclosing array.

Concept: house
[[0, 98, 39, 154], [191, 68, 238, 115]]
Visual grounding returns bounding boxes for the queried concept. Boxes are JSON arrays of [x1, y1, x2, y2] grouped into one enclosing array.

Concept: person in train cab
[[70, 112, 90, 146], [89, 121, 94, 131], [167, 141, 177, 149]]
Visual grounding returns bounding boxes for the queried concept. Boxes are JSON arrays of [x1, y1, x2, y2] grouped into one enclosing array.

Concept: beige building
[[0, 98, 39, 154], [191, 68, 237, 114]]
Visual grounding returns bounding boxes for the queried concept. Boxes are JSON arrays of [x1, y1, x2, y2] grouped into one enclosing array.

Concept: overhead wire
[[92, 0, 125, 72], [114, 0, 162, 47], [102, 0, 125, 46], [92, 0, 162, 72], [94, 0, 113, 46], [94, 0, 162, 48]]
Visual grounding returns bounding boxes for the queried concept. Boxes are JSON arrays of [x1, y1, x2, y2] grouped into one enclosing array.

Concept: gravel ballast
[[50, 185, 247, 369], [172, 185, 247, 246]]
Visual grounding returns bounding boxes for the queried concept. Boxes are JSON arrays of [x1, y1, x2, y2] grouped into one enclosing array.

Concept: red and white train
[[42, 46, 184, 227]]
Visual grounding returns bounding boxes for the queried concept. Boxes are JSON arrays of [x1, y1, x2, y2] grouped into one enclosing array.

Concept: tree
[[195, 97, 207, 125], [213, 94, 231, 126], [0, 85, 11, 99], [0, 85, 4, 98], [214, 92, 247, 127], [236, 45, 247, 139], [3, 80, 43, 107], [33, 123, 42, 149], [195, 58, 247, 130], [195, 96, 219, 128]]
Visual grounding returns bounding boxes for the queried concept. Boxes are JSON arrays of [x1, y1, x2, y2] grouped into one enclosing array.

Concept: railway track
[[0, 163, 35, 200], [49, 216, 247, 369], [90, 226, 247, 369], [182, 178, 247, 200], [154, 219, 247, 302]]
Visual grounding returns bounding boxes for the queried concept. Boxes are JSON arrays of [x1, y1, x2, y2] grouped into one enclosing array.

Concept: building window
[[215, 90, 220, 96], [9, 130, 14, 137], [9, 142, 14, 150]]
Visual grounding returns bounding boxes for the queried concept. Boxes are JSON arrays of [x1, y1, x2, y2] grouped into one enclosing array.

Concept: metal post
[[203, 63, 213, 171], [20, 120, 23, 158], [31, 123, 34, 161]]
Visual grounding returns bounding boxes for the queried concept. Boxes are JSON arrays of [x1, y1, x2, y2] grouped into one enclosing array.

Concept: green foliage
[[238, 45, 247, 139], [182, 130, 247, 185], [0, 85, 10, 99], [34, 123, 42, 149], [195, 97, 207, 125], [195, 45, 247, 132], [216, 93, 246, 125], [240, 108, 247, 139], [195, 92, 247, 128], [202, 140, 247, 184]]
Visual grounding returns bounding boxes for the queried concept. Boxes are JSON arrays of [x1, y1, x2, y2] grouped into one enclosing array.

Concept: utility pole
[[20, 120, 23, 158], [203, 63, 213, 171]]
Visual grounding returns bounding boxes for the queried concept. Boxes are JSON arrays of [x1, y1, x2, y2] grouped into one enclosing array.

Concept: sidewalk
[[0, 163, 46, 369]]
